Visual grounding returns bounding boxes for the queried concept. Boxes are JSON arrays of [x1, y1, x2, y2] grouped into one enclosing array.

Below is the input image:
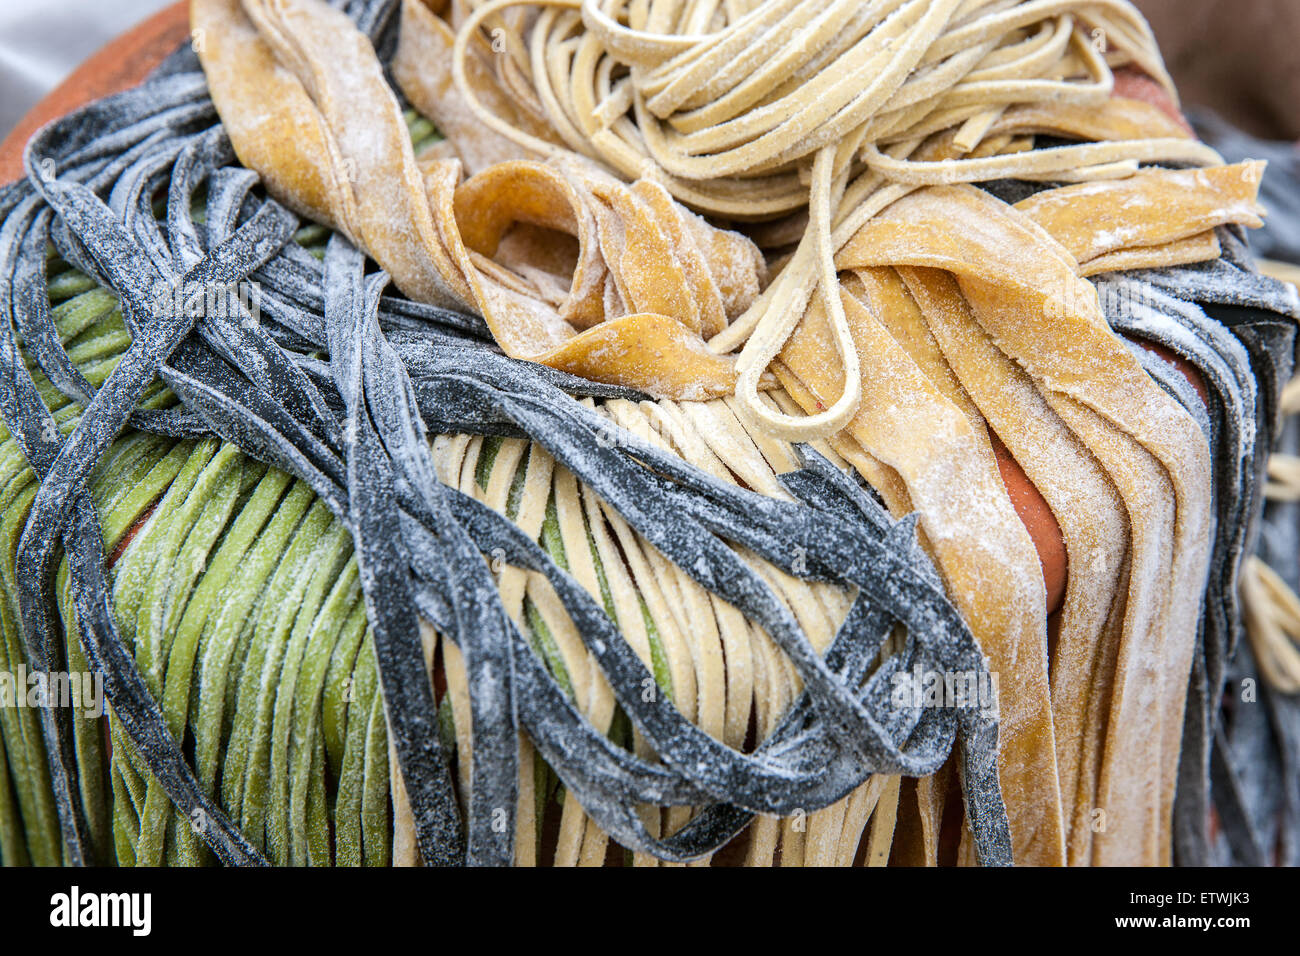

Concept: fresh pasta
[[1, 0, 1298, 869]]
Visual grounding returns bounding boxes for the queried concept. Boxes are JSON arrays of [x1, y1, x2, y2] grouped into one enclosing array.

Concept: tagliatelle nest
[[1, 0, 1299, 868]]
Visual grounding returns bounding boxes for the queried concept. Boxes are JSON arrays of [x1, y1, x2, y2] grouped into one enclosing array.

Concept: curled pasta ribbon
[[429, 156, 768, 398], [732, 148, 863, 439], [440, 0, 1225, 438], [1240, 558, 1300, 696], [194, 0, 768, 399]]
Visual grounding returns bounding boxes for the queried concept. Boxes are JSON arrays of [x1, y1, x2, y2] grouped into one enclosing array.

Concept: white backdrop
[[0, 0, 176, 139]]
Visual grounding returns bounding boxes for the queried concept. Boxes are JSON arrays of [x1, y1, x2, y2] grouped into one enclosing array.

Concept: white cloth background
[[0, 0, 176, 139]]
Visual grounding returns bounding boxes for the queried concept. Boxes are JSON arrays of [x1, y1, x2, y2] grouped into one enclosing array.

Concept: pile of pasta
[[0, 0, 1253, 868], [167, 0, 1277, 865]]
